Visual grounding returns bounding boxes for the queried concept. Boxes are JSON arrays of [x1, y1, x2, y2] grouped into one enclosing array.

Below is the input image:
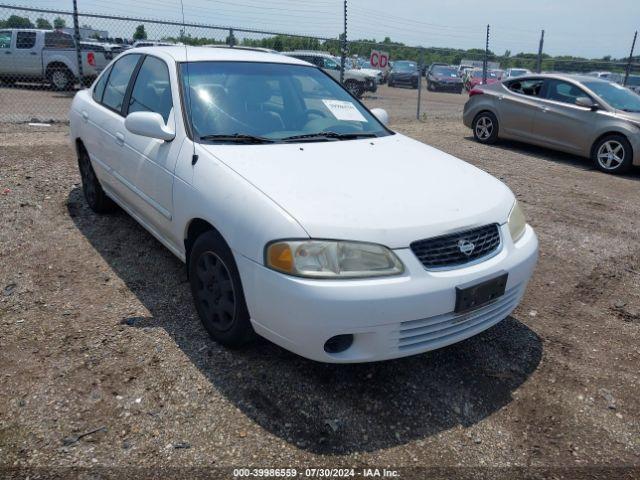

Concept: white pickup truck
[[0, 29, 107, 90]]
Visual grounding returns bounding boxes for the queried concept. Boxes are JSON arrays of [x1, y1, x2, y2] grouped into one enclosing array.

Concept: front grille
[[410, 224, 501, 269]]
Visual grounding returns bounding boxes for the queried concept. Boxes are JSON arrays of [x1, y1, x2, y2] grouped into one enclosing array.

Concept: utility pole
[[624, 31, 638, 86], [340, 0, 347, 84], [536, 29, 545, 73], [72, 0, 84, 87], [416, 47, 424, 120], [482, 24, 489, 84]]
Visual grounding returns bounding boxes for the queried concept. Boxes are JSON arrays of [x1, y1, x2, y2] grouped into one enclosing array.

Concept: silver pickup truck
[[0, 29, 108, 90]]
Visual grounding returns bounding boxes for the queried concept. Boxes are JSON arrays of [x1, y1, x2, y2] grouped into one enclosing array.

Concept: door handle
[[30, 51, 37, 55], [540, 106, 550, 112], [4, 51, 10, 54], [497, 95, 504, 100], [115, 132, 125, 145]]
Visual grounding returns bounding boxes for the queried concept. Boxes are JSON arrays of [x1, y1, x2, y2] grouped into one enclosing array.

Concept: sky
[[8, 0, 640, 58]]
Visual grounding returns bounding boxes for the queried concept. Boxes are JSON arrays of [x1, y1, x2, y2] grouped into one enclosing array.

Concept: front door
[[12, 31, 40, 77], [121, 54, 178, 237], [531, 79, 598, 155]]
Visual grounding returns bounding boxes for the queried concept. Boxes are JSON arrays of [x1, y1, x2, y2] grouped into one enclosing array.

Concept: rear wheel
[[48, 66, 73, 91], [472, 111, 499, 144], [592, 135, 633, 174], [189, 231, 255, 347], [77, 146, 116, 213]]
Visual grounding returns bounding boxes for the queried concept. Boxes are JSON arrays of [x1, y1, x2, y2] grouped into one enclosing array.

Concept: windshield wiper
[[280, 132, 378, 142], [198, 133, 277, 144]]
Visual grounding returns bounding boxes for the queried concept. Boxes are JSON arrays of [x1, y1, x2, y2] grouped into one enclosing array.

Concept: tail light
[[87, 52, 95, 67], [469, 87, 484, 97]]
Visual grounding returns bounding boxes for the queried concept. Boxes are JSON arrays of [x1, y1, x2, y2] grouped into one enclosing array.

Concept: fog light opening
[[324, 334, 354, 354]]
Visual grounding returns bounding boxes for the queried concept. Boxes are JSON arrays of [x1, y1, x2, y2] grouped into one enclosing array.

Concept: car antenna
[[179, 0, 198, 166]]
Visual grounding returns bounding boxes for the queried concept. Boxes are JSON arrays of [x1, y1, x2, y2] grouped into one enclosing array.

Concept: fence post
[[340, 0, 347, 84], [227, 28, 235, 47], [536, 29, 545, 73], [624, 31, 638, 86], [72, 0, 84, 87], [482, 24, 489, 84], [416, 47, 424, 120]]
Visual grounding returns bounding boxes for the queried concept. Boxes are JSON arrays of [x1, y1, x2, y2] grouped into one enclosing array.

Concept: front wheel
[[345, 80, 364, 98], [592, 135, 633, 174], [472, 111, 499, 144], [189, 231, 255, 348]]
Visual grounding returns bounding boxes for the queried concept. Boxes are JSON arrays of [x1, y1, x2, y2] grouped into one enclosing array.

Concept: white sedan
[[69, 46, 538, 363]]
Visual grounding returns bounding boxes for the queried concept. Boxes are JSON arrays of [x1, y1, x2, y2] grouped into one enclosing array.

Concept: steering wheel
[[306, 109, 327, 120]]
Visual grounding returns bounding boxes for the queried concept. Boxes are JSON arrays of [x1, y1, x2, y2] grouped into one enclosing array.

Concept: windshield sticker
[[322, 99, 367, 122]]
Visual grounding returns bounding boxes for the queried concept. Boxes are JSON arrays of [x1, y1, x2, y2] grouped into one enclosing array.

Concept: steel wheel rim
[[52, 71, 67, 89], [79, 155, 97, 205], [194, 251, 236, 332], [597, 141, 625, 170], [475, 116, 493, 140]]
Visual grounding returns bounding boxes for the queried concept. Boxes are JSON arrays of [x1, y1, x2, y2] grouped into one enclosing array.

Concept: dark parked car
[[426, 65, 464, 93], [388, 60, 419, 89]]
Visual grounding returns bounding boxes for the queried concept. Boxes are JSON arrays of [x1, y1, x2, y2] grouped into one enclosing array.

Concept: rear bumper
[[235, 224, 538, 363]]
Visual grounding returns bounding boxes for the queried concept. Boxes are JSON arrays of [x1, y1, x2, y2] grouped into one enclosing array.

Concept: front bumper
[[236, 224, 538, 363], [431, 81, 463, 91]]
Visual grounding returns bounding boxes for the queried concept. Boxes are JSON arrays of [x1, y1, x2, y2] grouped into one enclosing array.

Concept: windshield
[[394, 61, 417, 72], [180, 61, 389, 142], [472, 70, 498, 78], [432, 66, 457, 76], [510, 69, 528, 77], [583, 80, 640, 112]]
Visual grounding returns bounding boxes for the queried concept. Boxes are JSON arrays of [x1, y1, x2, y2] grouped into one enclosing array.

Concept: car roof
[[127, 46, 309, 65], [512, 73, 614, 84]]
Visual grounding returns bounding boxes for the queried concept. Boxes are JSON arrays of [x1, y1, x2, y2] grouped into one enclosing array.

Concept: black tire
[[592, 134, 633, 174], [427, 81, 434, 91], [189, 231, 255, 348], [345, 80, 364, 98], [77, 146, 116, 213], [48, 66, 73, 91], [388, 80, 394, 87], [472, 111, 499, 145]]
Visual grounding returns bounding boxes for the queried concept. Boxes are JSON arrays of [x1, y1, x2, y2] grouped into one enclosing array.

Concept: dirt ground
[[1, 84, 639, 479]]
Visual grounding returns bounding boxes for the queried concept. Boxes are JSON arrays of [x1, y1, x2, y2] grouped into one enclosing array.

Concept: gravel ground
[[0, 85, 639, 479]]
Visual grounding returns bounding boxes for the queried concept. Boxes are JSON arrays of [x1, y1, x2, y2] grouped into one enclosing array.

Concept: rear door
[[120, 54, 178, 236], [12, 31, 40, 77], [85, 53, 142, 202], [496, 78, 545, 140], [531, 79, 598, 154], [0, 30, 13, 75]]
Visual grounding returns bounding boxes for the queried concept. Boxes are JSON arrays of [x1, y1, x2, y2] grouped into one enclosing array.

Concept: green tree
[[36, 18, 53, 29], [53, 17, 66, 29], [2, 15, 34, 28], [133, 24, 147, 41]]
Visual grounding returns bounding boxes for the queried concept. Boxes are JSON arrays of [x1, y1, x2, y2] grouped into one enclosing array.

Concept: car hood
[[201, 134, 514, 248]]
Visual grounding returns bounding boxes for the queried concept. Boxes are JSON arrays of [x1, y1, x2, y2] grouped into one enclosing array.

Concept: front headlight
[[265, 240, 404, 278], [508, 200, 527, 243]]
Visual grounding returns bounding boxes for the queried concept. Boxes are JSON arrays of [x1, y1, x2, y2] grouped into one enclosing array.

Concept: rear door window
[[507, 79, 544, 96], [101, 54, 141, 113], [127, 55, 173, 123], [16, 31, 36, 49], [92, 65, 112, 103], [44, 32, 75, 49]]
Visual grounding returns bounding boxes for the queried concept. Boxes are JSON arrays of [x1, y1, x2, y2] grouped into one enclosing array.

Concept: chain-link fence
[[1, 3, 639, 123]]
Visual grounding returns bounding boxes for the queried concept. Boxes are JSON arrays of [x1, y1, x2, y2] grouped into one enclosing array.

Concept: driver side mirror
[[370, 108, 389, 126], [575, 96, 598, 110], [125, 111, 175, 141]]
